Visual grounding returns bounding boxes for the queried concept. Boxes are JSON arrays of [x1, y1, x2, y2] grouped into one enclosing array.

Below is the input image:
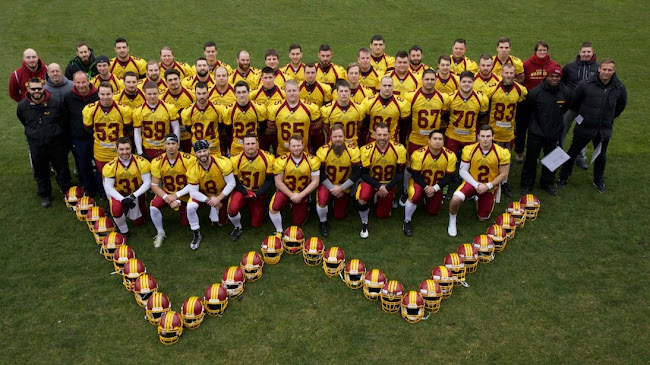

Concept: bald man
[[44, 63, 72, 104], [9, 48, 48, 102]]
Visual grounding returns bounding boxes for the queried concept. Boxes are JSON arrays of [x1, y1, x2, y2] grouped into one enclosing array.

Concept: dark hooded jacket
[[16, 90, 65, 146], [570, 72, 627, 140], [522, 79, 572, 140], [63, 85, 99, 140], [64, 48, 99, 80], [562, 54, 599, 92]]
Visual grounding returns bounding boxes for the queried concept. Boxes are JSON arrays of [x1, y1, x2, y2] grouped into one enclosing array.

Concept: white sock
[[316, 205, 328, 222], [269, 211, 283, 232], [114, 214, 128, 233], [449, 213, 457, 223], [150, 206, 164, 233], [359, 209, 369, 224], [187, 201, 200, 231], [404, 200, 417, 222], [229, 212, 242, 228]]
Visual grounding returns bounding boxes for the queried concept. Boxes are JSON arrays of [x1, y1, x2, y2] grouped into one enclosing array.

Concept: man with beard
[[282, 43, 305, 83], [114, 71, 146, 109], [44, 63, 72, 104], [197, 41, 232, 74], [444, 71, 489, 156], [186, 140, 236, 250], [449, 39, 479, 75], [222, 82, 267, 156], [229, 50, 260, 89], [408, 45, 431, 76], [182, 57, 215, 90], [9, 48, 48, 102], [369, 34, 395, 73], [65, 42, 98, 80], [159, 46, 193, 79], [315, 124, 361, 236], [322, 80, 367, 147], [110, 37, 146, 79], [161, 69, 196, 153], [133, 82, 180, 160], [434, 55, 459, 94], [182, 82, 225, 156], [316, 44, 347, 88], [357, 47, 381, 91], [137, 61, 167, 95], [332, 63, 374, 104], [91, 55, 123, 93], [473, 54, 501, 94]]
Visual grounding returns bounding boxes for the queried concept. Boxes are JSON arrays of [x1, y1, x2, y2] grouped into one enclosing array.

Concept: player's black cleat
[[230, 227, 243, 242], [319, 221, 329, 237], [190, 229, 202, 250], [403, 221, 413, 237]]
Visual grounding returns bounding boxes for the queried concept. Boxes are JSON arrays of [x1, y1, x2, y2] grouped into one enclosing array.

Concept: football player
[[251, 67, 286, 153], [264, 49, 291, 88], [321, 80, 367, 147], [133, 82, 180, 160], [361, 76, 410, 143], [229, 50, 260, 89], [448, 124, 510, 236], [355, 123, 407, 238], [114, 71, 145, 109], [369, 34, 395, 73], [182, 57, 215, 90], [408, 45, 431, 76], [282, 43, 305, 83], [208, 66, 236, 106], [316, 44, 347, 88], [315, 124, 361, 236], [137, 61, 167, 96], [473, 54, 501, 95], [268, 135, 321, 233], [402, 130, 456, 236], [332, 63, 374, 104], [299, 63, 332, 107], [381, 51, 421, 97], [187, 140, 236, 250], [110, 37, 146, 79], [450, 38, 479, 75], [199, 41, 232, 74], [357, 47, 381, 91], [222, 81, 267, 156], [161, 69, 196, 153], [492, 37, 525, 83], [149, 134, 197, 247], [181, 82, 225, 157], [159, 46, 193, 79], [91, 55, 123, 93], [434, 55, 460, 94], [444, 71, 489, 155]]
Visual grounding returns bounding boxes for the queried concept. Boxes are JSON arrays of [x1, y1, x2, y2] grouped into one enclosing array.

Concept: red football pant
[[316, 185, 350, 220], [227, 191, 267, 228], [269, 190, 309, 226], [150, 195, 189, 226], [355, 182, 395, 219], [455, 181, 496, 220]]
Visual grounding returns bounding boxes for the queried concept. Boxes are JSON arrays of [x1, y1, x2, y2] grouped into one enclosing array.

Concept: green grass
[[1, 1, 649, 363]]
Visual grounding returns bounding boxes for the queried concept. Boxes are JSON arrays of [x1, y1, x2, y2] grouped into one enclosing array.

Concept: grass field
[[1, 1, 649, 363]]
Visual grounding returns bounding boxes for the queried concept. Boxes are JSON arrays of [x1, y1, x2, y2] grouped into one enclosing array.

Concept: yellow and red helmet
[[458, 243, 479, 274], [240, 251, 264, 282], [419, 279, 442, 313], [158, 311, 183, 345], [506, 201, 527, 228], [380, 280, 405, 313], [133, 274, 158, 308], [486, 224, 508, 252], [181, 296, 205, 329], [86, 206, 106, 230], [203, 283, 229, 316], [122, 258, 146, 292], [75, 196, 95, 221], [444, 253, 467, 286], [112, 245, 135, 274], [302, 237, 325, 266], [93, 217, 115, 245], [146, 292, 171, 325], [282, 226, 305, 254], [64, 186, 84, 210], [520, 194, 540, 220], [473, 234, 496, 263], [344, 259, 367, 289], [401, 291, 425, 323], [222, 266, 245, 298], [101, 232, 125, 261], [495, 213, 517, 240], [363, 269, 387, 301], [322, 247, 345, 278], [261, 235, 284, 264], [431, 266, 454, 299]]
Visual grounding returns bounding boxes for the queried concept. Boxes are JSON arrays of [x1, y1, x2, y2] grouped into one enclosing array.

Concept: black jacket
[[63, 86, 99, 140], [16, 91, 66, 146], [64, 48, 99, 80], [522, 79, 572, 140], [562, 54, 599, 92], [570, 72, 627, 140]]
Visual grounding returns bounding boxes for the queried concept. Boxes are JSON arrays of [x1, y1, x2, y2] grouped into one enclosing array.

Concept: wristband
[[163, 194, 168, 200], [487, 183, 494, 190], [433, 184, 440, 192]]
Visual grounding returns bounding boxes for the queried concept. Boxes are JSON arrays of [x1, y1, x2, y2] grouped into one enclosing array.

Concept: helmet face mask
[[344, 259, 366, 289], [203, 284, 229, 316], [322, 247, 345, 278], [401, 291, 425, 323], [261, 236, 284, 264], [380, 280, 405, 313], [158, 311, 183, 345], [363, 269, 386, 301], [222, 266, 245, 298], [240, 252, 264, 282], [302, 237, 325, 266], [282, 226, 305, 254]]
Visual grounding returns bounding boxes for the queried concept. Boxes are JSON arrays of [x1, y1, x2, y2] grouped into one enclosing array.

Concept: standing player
[[149, 134, 197, 247], [263, 49, 291, 88], [402, 130, 456, 236], [321, 80, 367, 147], [199, 41, 232, 74], [133, 82, 180, 160], [316, 44, 347, 88], [484, 63, 527, 197], [408, 45, 431, 76], [267, 80, 321, 155], [355, 123, 407, 238], [434, 55, 460, 94], [473, 54, 501, 94], [114, 71, 146, 109], [282, 44, 305, 83], [450, 39, 479, 75], [228, 133, 275, 240], [182, 58, 215, 90], [357, 47, 381, 91], [137, 61, 167, 95], [186, 140, 236, 250], [229, 50, 260, 89], [444, 71, 489, 156], [110, 38, 147, 79], [369, 34, 395, 73], [315, 124, 361, 236], [209, 66, 236, 106], [448, 125, 510, 236], [91, 55, 123, 93], [268, 135, 321, 233], [161, 69, 196, 153], [181, 82, 225, 156], [251, 67, 286, 153], [222, 81, 267, 156], [159, 46, 193, 79], [381, 51, 420, 97], [103, 137, 151, 236], [491, 37, 525, 83], [361, 76, 410, 143], [299, 63, 332, 107], [332, 63, 374, 104]]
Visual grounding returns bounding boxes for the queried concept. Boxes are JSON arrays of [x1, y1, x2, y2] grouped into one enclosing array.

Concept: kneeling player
[[149, 134, 197, 247], [186, 140, 236, 250], [315, 124, 361, 237], [355, 123, 406, 238], [402, 130, 456, 236], [269, 135, 320, 234], [448, 125, 510, 236], [102, 137, 151, 236]]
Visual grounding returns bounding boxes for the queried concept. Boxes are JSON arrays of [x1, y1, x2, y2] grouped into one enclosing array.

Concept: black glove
[[121, 195, 137, 210]]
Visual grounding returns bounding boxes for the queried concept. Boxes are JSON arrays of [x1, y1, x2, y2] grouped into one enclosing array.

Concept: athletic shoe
[[190, 230, 202, 250], [557, 179, 568, 189], [153, 232, 166, 248], [230, 227, 243, 242], [403, 221, 413, 237], [593, 182, 607, 194], [575, 159, 588, 170], [41, 196, 51, 208], [319, 221, 329, 237], [448, 220, 457, 237], [360, 223, 369, 239]]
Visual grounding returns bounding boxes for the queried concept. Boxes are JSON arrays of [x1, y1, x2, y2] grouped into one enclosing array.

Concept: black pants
[[559, 133, 610, 185], [514, 108, 527, 155], [29, 140, 72, 198], [520, 135, 558, 189]]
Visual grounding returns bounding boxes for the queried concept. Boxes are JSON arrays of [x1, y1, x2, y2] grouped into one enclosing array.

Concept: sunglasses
[[30, 87, 43, 91]]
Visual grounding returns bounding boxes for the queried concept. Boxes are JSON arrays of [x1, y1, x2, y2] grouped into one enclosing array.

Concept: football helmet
[[520, 194, 540, 220], [457, 243, 479, 274], [158, 311, 183, 345], [113, 244, 135, 274], [486, 224, 508, 252], [64, 186, 84, 210], [146, 292, 171, 325], [75, 196, 95, 221], [343, 259, 367, 289], [240, 251, 264, 282], [322, 247, 345, 278], [303, 237, 325, 266], [261, 235, 284, 264], [506, 201, 527, 228], [363, 269, 387, 301], [222, 266, 245, 298], [473, 234, 496, 263], [93, 217, 116, 245], [444, 253, 467, 286], [282, 226, 305, 254], [181, 296, 205, 329], [101, 232, 125, 261], [401, 291, 425, 323], [495, 213, 517, 240], [380, 280, 405, 313], [419, 279, 442, 313], [431, 266, 454, 299], [133, 274, 158, 308], [122, 258, 146, 292], [203, 283, 229, 316], [86, 206, 106, 231]]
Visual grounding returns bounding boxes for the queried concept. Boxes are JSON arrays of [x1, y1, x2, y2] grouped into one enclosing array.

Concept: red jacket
[[522, 54, 559, 90], [8, 59, 48, 102]]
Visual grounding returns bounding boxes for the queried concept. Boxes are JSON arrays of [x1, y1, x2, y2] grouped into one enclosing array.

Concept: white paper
[[541, 147, 571, 172], [575, 115, 584, 125], [591, 142, 602, 164]]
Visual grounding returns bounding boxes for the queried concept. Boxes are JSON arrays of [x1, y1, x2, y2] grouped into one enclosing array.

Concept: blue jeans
[[71, 138, 100, 196]]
